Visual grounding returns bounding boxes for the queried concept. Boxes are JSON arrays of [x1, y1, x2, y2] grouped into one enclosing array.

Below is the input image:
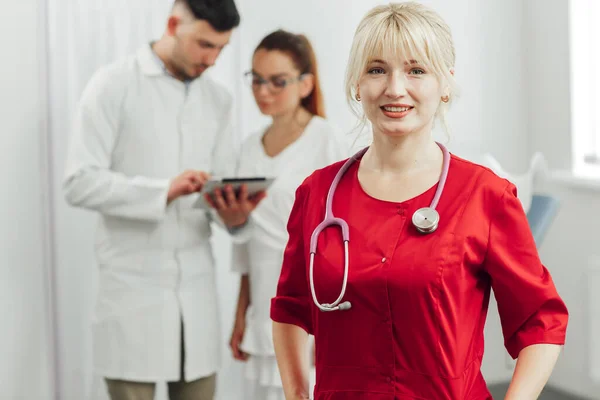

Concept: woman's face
[[249, 49, 312, 117], [358, 55, 445, 139]]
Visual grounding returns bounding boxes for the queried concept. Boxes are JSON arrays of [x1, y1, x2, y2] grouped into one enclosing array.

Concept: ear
[[299, 73, 315, 99], [166, 16, 181, 36], [443, 69, 454, 97]]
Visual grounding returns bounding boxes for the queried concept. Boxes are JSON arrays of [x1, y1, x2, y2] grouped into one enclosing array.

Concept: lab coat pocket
[[95, 215, 156, 269]]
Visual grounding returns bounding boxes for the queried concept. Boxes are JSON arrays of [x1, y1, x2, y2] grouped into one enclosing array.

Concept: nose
[[255, 83, 270, 97], [203, 49, 221, 67], [384, 71, 408, 98]]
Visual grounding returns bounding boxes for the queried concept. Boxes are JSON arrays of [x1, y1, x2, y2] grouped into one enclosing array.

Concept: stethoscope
[[308, 142, 450, 312]]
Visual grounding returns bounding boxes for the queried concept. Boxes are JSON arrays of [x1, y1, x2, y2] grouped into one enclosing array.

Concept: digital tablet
[[193, 177, 275, 209]]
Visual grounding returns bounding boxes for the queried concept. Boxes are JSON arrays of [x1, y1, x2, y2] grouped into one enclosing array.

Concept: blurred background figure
[[228, 29, 349, 400], [61, 1, 261, 399]]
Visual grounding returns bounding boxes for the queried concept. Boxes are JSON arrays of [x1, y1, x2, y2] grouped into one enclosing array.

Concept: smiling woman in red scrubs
[[270, 2, 569, 400]]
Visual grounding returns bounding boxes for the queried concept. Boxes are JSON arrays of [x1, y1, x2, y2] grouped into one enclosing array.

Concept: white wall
[[525, 0, 572, 171], [524, 1, 600, 398], [0, 0, 55, 398]]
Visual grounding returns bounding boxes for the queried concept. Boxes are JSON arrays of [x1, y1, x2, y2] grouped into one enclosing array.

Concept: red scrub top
[[270, 153, 568, 400]]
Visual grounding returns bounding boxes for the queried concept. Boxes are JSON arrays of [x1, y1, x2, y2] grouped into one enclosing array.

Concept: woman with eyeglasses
[[228, 29, 349, 400]]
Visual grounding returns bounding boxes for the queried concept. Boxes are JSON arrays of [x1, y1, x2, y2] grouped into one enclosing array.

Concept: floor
[[488, 383, 594, 400]]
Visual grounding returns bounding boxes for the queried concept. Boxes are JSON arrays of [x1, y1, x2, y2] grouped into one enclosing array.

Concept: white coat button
[[381, 257, 387, 263]]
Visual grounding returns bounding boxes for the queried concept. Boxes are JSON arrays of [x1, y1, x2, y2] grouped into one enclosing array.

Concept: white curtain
[[46, 0, 245, 399], [0, 0, 55, 398]]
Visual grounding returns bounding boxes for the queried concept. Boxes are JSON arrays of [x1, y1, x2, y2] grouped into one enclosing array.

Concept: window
[[570, 0, 600, 178]]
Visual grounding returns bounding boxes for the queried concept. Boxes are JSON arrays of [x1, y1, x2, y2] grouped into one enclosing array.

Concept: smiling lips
[[381, 104, 414, 118]]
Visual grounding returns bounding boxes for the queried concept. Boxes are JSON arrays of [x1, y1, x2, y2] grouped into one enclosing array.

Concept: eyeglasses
[[244, 71, 306, 94]]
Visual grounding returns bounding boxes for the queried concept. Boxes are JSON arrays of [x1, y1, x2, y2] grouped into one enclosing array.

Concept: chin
[[184, 66, 205, 80], [379, 125, 412, 137], [379, 119, 429, 137], [190, 71, 203, 79], [257, 105, 275, 115]]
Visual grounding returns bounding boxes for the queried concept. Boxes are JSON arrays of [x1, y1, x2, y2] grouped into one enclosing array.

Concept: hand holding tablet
[[194, 177, 273, 228]]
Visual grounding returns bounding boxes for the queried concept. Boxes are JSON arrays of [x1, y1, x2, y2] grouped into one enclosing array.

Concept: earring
[[441, 95, 449, 103], [355, 92, 361, 102]]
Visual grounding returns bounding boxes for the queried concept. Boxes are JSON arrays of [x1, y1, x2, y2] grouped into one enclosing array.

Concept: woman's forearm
[[235, 275, 250, 319], [504, 344, 562, 400], [273, 321, 311, 400]]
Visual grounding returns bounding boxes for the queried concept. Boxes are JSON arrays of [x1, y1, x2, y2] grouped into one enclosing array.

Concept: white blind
[[570, 0, 600, 174]]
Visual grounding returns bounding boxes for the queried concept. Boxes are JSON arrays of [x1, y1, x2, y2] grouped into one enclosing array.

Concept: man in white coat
[[63, 1, 261, 399]]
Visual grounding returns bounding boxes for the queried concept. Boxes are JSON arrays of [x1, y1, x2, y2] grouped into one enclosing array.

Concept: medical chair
[[525, 194, 560, 247]]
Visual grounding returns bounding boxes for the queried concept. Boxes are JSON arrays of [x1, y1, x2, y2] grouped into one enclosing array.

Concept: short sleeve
[[231, 242, 250, 274], [485, 182, 568, 359], [270, 183, 314, 334]]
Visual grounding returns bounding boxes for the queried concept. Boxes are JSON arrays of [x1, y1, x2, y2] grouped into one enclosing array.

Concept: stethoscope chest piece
[[412, 207, 440, 234]]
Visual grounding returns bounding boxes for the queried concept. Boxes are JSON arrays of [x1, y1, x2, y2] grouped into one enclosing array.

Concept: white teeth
[[383, 106, 411, 112]]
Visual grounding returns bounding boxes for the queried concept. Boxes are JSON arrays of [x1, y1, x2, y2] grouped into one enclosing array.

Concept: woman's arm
[[229, 275, 250, 361], [273, 321, 311, 400], [504, 344, 562, 400], [482, 183, 568, 398]]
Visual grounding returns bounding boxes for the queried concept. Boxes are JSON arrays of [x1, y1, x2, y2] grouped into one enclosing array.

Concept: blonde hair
[[344, 2, 458, 138]]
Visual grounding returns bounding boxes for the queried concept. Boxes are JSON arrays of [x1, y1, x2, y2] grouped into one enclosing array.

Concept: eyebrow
[[368, 59, 422, 65], [368, 59, 387, 65], [251, 71, 293, 79], [198, 39, 229, 49]]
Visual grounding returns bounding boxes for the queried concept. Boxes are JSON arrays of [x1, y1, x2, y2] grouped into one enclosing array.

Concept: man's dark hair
[[176, 0, 241, 32]]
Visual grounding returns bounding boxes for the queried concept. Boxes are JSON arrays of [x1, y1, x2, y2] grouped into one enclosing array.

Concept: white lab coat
[[63, 44, 238, 382], [231, 117, 350, 393]]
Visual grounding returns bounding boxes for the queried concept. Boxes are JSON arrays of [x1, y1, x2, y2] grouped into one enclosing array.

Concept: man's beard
[[172, 62, 203, 81], [170, 52, 208, 81]]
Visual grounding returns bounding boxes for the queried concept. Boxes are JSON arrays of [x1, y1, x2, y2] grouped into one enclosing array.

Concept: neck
[[151, 38, 182, 81], [269, 107, 312, 136], [363, 129, 441, 176]]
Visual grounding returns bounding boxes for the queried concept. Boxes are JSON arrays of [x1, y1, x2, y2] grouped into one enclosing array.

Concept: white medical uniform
[[63, 44, 239, 383], [231, 116, 350, 399]]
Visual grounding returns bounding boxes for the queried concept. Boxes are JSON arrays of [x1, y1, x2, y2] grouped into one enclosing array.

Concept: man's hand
[[204, 184, 266, 228], [167, 170, 210, 204]]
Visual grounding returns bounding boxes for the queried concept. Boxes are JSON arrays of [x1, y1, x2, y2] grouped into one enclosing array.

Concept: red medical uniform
[[270, 153, 568, 400]]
